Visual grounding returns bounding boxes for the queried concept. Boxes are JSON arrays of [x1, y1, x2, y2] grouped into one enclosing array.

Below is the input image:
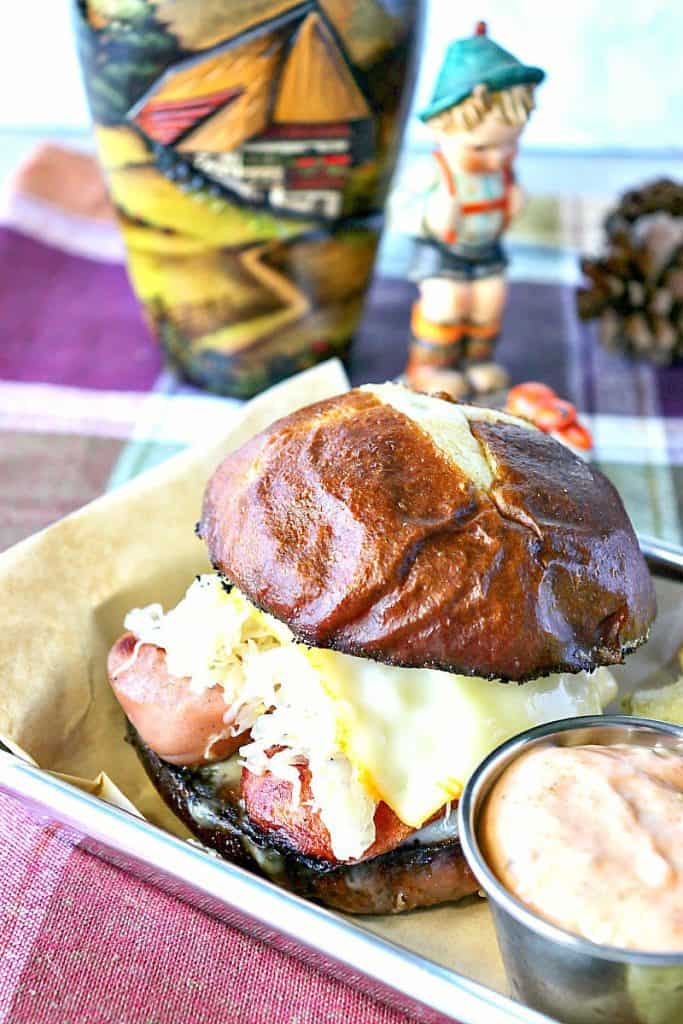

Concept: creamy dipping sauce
[[480, 743, 683, 952]]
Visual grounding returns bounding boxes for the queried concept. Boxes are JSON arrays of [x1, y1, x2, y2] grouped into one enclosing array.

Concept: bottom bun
[[129, 723, 478, 914]]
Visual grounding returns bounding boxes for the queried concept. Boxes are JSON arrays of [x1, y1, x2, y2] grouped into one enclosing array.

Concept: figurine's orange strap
[[460, 197, 507, 215], [502, 162, 515, 230], [434, 151, 516, 242], [433, 149, 457, 245], [433, 149, 456, 196]]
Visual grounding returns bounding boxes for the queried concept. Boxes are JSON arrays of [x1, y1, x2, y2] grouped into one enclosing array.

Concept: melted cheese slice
[[126, 576, 617, 858], [362, 382, 534, 492], [308, 647, 616, 828]]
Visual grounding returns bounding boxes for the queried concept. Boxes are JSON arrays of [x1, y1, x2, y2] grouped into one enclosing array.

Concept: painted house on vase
[[130, 9, 374, 219]]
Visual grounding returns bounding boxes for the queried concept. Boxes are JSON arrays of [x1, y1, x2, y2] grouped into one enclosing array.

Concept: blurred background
[[1, 0, 682, 548], [1, 1, 680, 201]]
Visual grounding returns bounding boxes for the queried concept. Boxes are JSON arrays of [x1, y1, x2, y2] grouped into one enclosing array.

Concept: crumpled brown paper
[[0, 357, 680, 995], [0, 360, 347, 834]]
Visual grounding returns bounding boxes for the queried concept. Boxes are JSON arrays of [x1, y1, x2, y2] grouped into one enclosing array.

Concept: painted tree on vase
[[406, 22, 545, 399]]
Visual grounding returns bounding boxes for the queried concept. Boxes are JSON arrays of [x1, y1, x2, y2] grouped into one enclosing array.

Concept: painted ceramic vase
[[74, 0, 420, 396]]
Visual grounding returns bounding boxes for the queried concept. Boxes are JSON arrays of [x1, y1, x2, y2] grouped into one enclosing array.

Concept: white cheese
[[124, 575, 616, 861], [307, 646, 616, 829], [399, 803, 459, 847], [362, 382, 534, 492]]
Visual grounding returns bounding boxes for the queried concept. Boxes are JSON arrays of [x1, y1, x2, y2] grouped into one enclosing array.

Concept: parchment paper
[[0, 356, 681, 996]]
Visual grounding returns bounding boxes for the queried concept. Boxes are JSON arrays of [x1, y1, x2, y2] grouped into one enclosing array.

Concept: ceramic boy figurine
[[406, 22, 544, 397]]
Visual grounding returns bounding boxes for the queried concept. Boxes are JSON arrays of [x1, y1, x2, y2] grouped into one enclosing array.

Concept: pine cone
[[577, 179, 683, 365]]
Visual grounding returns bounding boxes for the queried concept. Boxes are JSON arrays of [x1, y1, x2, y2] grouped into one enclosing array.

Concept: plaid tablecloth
[[1, 146, 682, 1024]]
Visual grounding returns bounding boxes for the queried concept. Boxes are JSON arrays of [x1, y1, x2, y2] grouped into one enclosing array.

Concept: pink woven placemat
[[0, 792, 417, 1024]]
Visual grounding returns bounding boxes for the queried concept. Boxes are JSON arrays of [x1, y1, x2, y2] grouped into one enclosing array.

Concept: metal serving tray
[[2, 361, 680, 1024], [0, 751, 553, 1024], [1, 548, 680, 1024]]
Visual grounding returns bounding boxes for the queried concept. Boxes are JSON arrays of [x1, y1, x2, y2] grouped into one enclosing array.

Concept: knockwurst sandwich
[[108, 384, 655, 913]]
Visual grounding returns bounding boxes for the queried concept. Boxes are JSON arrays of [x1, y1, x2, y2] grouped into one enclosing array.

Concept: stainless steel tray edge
[[0, 752, 555, 1024]]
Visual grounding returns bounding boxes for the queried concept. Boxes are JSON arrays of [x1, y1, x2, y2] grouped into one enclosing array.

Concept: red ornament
[[531, 398, 576, 432], [559, 421, 593, 451], [504, 381, 593, 451]]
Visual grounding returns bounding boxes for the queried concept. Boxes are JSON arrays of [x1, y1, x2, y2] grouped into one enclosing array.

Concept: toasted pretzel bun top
[[199, 385, 655, 681]]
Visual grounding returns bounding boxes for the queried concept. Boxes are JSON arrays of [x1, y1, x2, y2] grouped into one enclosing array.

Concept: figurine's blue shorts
[[409, 238, 508, 282]]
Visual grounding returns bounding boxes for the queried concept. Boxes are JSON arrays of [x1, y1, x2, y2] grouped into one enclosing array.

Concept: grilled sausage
[[242, 757, 415, 862], [108, 633, 244, 766]]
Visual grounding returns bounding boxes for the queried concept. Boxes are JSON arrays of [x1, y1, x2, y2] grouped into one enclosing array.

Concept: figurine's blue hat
[[419, 22, 545, 122]]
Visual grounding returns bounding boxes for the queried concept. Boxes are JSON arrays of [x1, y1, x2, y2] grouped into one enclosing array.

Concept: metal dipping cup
[[458, 716, 683, 1024]]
